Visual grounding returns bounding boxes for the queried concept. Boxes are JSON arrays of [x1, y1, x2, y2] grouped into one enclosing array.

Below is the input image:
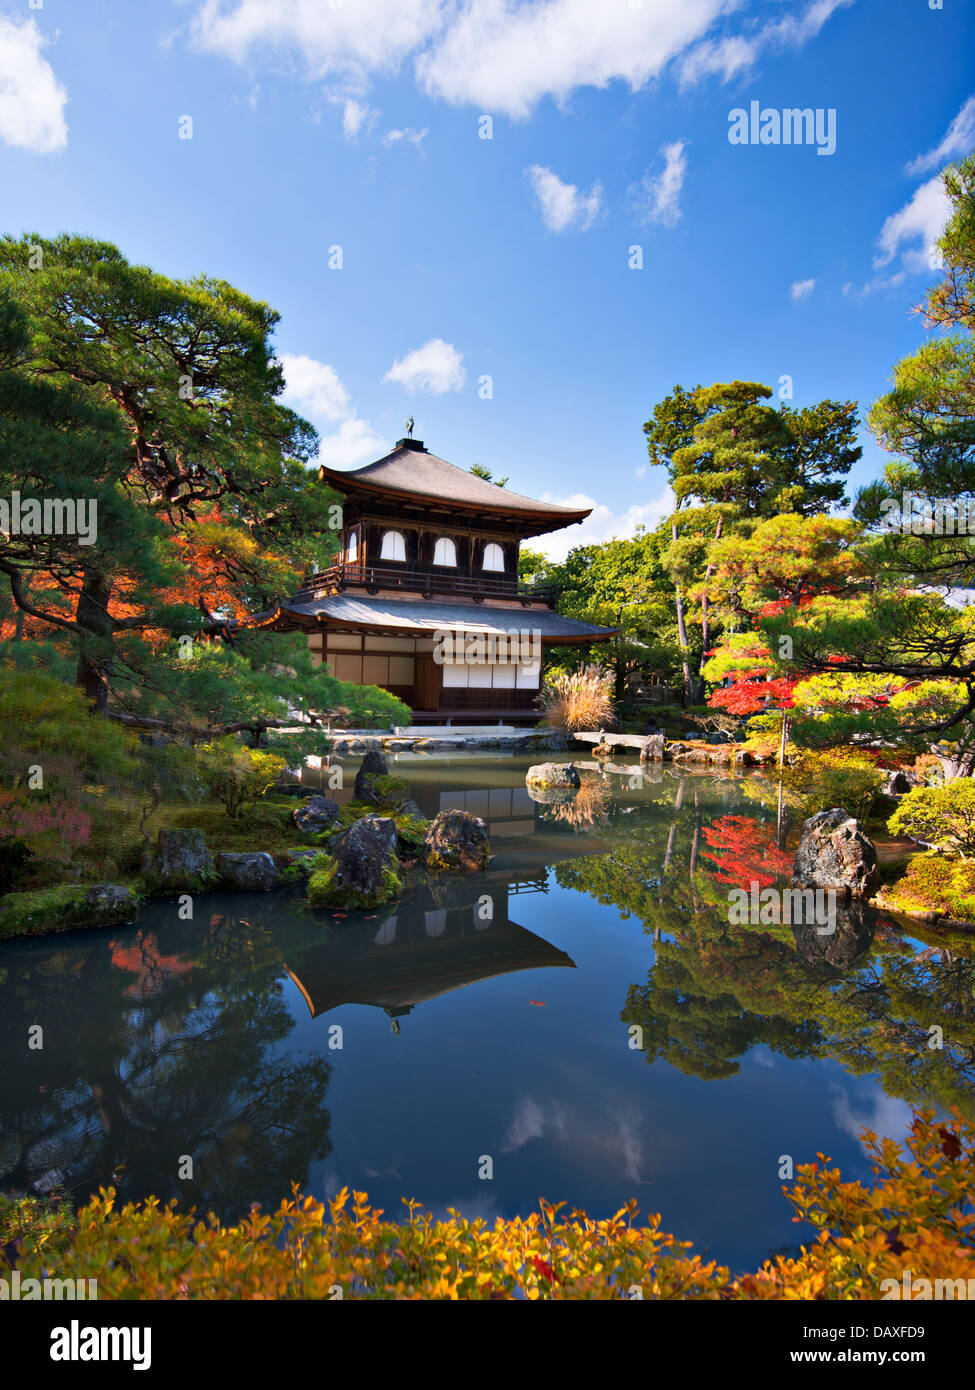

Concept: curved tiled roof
[[283, 593, 616, 642], [320, 440, 591, 525]]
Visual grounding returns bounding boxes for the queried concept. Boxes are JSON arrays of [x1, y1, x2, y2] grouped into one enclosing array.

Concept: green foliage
[[0, 666, 140, 884], [0, 885, 88, 939], [196, 740, 287, 819], [783, 749, 885, 820], [889, 780, 975, 857], [360, 773, 409, 807], [881, 853, 975, 920], [392, 812, 430, 853]]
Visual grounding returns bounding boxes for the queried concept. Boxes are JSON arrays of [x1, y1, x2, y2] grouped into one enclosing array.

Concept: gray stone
[[308, 816, 401, 909], [395, 798, 424, 821], [639, 733, 665, 763], [82, 884, 138, 926], [526, 762, 581, 790], [216, 852, 279, 891], [793, 809, 879, 898], [141, 829, 215, 893], [292, 795, 341, 835], [542, 731, 570, 751], [424, 809, 489, 872], [526, 784, 578, 805]]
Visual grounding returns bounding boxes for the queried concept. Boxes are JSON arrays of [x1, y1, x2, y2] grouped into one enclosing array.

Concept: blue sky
[[0, 0, 972, 557]]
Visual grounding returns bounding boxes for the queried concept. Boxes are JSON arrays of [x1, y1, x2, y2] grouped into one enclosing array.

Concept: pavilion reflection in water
[[286, 875, 575, 1028]]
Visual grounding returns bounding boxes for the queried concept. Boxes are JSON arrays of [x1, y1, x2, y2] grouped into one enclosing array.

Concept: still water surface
[[1, 753, 970, 1270]]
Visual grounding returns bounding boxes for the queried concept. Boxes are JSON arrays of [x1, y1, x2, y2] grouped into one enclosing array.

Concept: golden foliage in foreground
[[1, 1111, 971, 1300]]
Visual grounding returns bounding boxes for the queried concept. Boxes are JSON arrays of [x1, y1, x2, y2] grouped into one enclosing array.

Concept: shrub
[[881, 853, 975, 919], [783, 749, 885, 820], [195, 740, 287, 819], [0, 1110, 970, 1299], [889, 779, 975, 857], [537, 664, 615, 733], [0, 666, 139, 882]]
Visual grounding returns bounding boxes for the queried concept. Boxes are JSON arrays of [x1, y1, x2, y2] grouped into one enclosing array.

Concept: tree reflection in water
[[0, 903, 332, 1221]]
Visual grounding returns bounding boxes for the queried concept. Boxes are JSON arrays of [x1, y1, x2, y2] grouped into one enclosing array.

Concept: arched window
[[483, 542, 505, 572], [380, 530, 406, 562], [347, 530, 358, 564], [433, 537, 457, 567]]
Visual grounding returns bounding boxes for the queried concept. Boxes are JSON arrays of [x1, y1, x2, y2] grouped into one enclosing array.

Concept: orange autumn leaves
[[1, 510, 298, 647]]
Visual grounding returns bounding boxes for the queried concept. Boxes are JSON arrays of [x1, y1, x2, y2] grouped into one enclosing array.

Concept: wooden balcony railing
[[299, 561, 557, 606]]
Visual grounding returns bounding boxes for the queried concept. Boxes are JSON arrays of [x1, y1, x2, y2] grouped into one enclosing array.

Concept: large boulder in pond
[[526, 762, 581, 790], [292, 795, 340, 835], [141, 829, 215, 894], [424, 809, 489, 873], [793, 809, 879, 898], [216, 852, 279, 891], [307, 815, 401, 910], [354, 748, 390, 802]]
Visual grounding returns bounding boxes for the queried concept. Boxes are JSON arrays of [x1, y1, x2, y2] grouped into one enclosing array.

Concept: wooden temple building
[[253, 436, 616, 723]]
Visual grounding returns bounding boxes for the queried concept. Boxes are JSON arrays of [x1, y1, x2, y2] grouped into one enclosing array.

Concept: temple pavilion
[[254, 436, 616, 723]]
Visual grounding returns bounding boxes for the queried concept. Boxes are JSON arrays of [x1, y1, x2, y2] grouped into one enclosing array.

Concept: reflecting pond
[[1, 752, 973, 1270]]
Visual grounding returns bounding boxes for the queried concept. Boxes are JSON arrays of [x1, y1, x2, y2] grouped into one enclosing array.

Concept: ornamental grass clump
[[537, 664, 615, 733]]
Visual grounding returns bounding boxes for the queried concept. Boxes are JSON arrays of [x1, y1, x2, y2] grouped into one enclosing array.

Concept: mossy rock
[[307, 858, 403, 911], [0, 883, 140, 939], [423, 809, 489, 874], [391, 811, 431, 854], [140, 829, 218, 896], [306, 816, 403, 910]]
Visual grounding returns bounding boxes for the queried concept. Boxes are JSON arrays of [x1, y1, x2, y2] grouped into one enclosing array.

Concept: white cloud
[[280, 354, 351, 420], [419, 0, 731, 118], [678, 35, 753, 87], [384, 337, 465, 394], [631, 141, 687, 228], [317, 416, 389, 469], [535, 487, 674, 562], [526, 165, 602, 233], [831, 1084, 913, 1151], [768, 0, 856, 47], [340, 97, 375, 139], [790, 277, 816, 300], [0, 17, 68, 154], [502, 1097, 567, 1154], [680, 0, 854, 88], [864, 100, 974, 288], [190, 0, 443, 81], [279, 353, 386, 468], [874, 173, 952, 275], [383, 125, 427, 147], [190, 0, 851, 121], [906, 93, 975, 177]]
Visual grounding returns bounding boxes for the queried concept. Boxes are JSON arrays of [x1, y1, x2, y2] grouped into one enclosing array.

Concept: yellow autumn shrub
[[1, 1110, 970, 1300]]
